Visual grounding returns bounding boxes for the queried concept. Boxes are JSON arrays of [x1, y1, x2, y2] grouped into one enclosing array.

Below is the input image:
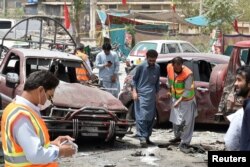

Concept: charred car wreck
[[0, 16, 133, 142]]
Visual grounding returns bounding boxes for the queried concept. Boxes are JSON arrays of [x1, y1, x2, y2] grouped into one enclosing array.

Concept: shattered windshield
[[26, 58, 81, 83]]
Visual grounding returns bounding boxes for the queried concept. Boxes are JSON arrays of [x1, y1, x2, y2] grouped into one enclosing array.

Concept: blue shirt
[[13, 96, 59, 164], [132, 61, 160, 94]]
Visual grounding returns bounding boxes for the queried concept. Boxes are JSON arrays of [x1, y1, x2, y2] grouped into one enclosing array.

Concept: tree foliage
[[175, 0, 200, 17], [236, 0, 250, 21], [203, 0, 238, 32]]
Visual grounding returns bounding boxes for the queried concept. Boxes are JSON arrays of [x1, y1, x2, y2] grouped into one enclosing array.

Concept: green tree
[[71, 0, 85, 44], [203, 0, 238, 33], [175, 0, 200, 17], [236, 0, 250, 21]]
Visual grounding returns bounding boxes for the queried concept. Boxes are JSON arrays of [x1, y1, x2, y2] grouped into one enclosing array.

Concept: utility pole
[[90, 0, 97, 39], [199, 0, 203, 15], [199, 0, 203, 33], [3, 0, 7, 16]]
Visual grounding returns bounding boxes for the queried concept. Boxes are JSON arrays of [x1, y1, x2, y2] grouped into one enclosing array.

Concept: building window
[[109, 5, 117, 9], [141, 5, 150, 9]]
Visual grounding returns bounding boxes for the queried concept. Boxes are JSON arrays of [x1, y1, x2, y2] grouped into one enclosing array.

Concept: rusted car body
[[119, 53, 230, 124], [0, 48, 133, 142], [0, 16, 134, 142], [218, 41, 250, 114]]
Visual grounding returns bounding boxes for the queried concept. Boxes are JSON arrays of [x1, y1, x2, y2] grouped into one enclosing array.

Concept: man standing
[[95, 43, 120, 97], [233, 66, 250, 151], [1, 71, 75, 166], [166, 57, 197, 151], [75, 43, 92, 83], [131, 49, 160, 148]]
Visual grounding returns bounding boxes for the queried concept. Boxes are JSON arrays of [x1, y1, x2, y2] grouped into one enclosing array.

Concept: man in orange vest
[[75, 43, 93, 83], [1, 70, 76, 166], [166, 56, 197, 152]]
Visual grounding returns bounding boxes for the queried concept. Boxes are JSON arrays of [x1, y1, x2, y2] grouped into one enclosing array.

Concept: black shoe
[[169, 138, 181, 143], [140, 138, 148, 148], [146, 138, 155, 145]]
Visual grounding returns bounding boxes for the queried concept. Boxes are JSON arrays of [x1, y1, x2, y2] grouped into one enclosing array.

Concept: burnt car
[[0, 48, 133, 142], [119, 52, 231, 125], [219, 41, 250, 115], [0, 16, 133, 143]]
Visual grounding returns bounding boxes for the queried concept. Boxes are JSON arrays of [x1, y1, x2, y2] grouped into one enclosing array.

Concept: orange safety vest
[[75, 66, 90, 81], [166, 64, 195, 101], [1, 102, 58, 167], [75, 52, 90, 81]]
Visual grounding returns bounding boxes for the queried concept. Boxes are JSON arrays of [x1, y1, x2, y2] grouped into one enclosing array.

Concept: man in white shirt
[[1, 70, 76, 166], [224, 108, 243, 151]]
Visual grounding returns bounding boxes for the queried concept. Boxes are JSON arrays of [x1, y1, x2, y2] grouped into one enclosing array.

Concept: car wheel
[[209, 64, 228, 108]]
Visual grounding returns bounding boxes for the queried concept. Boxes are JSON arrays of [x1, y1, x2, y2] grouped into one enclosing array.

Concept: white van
[[127, 40, 200, 65], [0, 18, 16, 39]]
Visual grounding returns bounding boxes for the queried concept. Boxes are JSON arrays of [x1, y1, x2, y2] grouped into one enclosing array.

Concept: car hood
[[46, 81, 127, 112]]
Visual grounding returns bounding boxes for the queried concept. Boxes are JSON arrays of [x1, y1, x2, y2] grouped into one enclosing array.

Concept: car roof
[[12, 48, 82, 61], [157, 52, 230, 63], [137, 40, 191, 43], [234, 41, 250, 48]]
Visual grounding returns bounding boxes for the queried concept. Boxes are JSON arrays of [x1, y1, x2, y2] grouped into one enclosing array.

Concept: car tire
[[209, 64, 228, 108]]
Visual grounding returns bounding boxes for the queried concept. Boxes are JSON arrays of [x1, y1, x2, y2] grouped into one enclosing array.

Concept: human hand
[[166, 92, 171, 98], [51, 135, 75, 147], [132, 91, 138, 101], [105, 61, 112, 67], [111, 75, 117, 83]]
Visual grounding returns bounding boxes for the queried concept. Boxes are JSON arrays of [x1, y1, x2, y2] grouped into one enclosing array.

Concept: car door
[[157, 61, 172, 123], [194, 60, 218, 124], [0, 54, 23, 107]]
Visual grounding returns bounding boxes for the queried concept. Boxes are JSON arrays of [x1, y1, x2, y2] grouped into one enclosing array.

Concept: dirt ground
[[59, 125, 226, 167]]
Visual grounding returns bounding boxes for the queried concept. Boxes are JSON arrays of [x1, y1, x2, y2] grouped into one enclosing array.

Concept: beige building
[[97, 0, 177, 13], [97, 0, 250, 35], [97, 0, 201, 35]]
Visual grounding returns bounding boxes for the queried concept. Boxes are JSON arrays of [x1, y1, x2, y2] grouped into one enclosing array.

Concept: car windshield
[[180, 43, 198, 52], [26, 58, 82, 83]]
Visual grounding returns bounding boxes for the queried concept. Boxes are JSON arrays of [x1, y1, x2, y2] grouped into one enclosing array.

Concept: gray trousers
[[173, 116, 195, 145]]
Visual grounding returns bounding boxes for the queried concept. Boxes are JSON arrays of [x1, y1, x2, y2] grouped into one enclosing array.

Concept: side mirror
[[6, 73, 19, 88]]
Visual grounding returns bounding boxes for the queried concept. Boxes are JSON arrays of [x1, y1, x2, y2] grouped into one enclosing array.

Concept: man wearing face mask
[[1, 70, 75, 167], [166, 57, 197, 152], [131, 49, 160, 148], [95, 43, 120, 97]]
